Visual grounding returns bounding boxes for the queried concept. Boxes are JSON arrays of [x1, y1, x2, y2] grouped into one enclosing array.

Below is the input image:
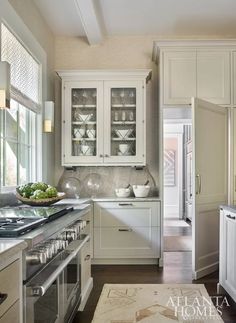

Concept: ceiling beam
[[74, 0, 103, 45]]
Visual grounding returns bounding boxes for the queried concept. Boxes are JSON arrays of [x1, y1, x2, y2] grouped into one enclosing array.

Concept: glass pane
[[6, 100, 18, 139], [110, 88, 136, 157], [19, 105, 28, 145], [5, 140, 18, 186], [19, 144, 30, 185], [71, 88, 97, 157]]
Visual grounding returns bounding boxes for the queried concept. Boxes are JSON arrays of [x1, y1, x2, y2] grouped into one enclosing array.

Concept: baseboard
[[78, 277, 93, 311], [92, 258, 159, 265], [193, 262, 219, 280]]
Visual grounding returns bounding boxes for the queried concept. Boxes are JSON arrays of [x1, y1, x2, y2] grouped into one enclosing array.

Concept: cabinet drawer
[[94, 202, 160, 227], [0, 260, 20, 318], [0, 301, 19, 323], [94, 227, 160, 258], [81, 240, 91, 292]]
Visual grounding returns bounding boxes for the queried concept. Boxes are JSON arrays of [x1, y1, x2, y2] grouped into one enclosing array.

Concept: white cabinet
[[233, 52, 236, 105], [197, 51, 230, 105], [219, 208, 236, 302], [163, 51, 196, 105], [58, 70, 150, 166], [93, 201, 161, 262], [161, 47, 231, 106]]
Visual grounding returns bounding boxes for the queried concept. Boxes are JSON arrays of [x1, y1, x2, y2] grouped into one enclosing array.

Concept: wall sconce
[[44, 101, 54, 133], [0, 61, 10, 109]]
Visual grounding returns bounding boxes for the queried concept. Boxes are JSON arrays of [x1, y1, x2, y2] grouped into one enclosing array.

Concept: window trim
[[0, 1, 47, 191]]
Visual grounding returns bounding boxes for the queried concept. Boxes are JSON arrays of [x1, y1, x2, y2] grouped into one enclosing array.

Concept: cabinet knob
[[104, 154, 109, 158], [118, 228, 133, 232], [100, 154, 103, 158], [84, 255, 90, 261], [119, 203, 133, 206]]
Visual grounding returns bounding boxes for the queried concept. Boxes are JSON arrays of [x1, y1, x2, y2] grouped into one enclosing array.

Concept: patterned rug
[[92, 284, 224, 323]]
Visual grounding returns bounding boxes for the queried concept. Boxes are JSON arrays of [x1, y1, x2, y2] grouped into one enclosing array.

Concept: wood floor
[[73, 252, 236, 323]]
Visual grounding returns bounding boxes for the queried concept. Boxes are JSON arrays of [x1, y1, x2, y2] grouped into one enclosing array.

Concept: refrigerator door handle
[[196, 174, 201, 195]]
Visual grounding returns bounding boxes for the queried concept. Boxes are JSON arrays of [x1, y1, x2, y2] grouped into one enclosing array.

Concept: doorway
[[163, 121, 192, 252]]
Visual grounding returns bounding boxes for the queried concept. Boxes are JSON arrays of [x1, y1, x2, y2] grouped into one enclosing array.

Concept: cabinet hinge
[[64, 86, 66, 90], [142, 120, 145, 123], [63, 120, 65, 124], [63, 154, 65, 157], [143, 154, 145, 157], [142, 86, 144, 89]]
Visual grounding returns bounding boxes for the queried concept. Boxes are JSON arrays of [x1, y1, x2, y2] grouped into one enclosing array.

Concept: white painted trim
[[78, 277, 93, 311], [74, 0, 103, 45], [193, 262, 219, 280], [152, 39, 236, 62], [92, 258, 159, 265]]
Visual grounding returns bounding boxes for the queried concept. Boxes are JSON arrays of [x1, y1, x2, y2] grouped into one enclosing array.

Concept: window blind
[[1, 23, 41, 112]]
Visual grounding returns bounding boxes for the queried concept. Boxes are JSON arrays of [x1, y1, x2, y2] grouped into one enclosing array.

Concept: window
[[0, 23, 41, 188]]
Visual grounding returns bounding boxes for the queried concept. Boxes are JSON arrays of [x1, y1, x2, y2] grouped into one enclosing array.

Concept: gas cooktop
[[0, 206, 74, 237]]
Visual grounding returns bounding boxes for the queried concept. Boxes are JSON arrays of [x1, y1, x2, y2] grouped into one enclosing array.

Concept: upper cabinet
[[58, 70, 151, 166], [163, 51, 196, 105], [153, 41, 236, 107]]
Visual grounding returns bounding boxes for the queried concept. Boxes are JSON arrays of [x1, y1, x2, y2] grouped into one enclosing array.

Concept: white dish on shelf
[[115, 188, 131, 198], [74, 128, 85, 138], [78, 114, 92, 122], [117, 152, 132, 156], [81, 145, 94, 155], [132, 185, 150, 198], [87, 129, 96, 138], [115, 129, 133, 139], [119, 144, 129, 154]]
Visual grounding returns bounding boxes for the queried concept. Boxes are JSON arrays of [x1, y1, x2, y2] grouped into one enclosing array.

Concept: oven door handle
[[27, 234, 89, 297]]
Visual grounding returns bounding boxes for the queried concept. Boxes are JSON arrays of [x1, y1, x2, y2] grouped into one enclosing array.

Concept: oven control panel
[[26, 219, 88, 265]]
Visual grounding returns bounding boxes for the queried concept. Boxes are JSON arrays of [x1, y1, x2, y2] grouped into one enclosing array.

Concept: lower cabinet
[[93, 201, 161, 262], [219, 208, 236, 302], [0, 301, 20, 323]]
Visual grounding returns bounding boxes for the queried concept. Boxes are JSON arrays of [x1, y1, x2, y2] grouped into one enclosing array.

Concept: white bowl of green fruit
[[16, 182, 65, 206]]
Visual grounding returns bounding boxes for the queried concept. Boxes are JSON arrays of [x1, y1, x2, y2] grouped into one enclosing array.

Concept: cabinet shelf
[[72, 105, 96, 108], [72, 138, 96, 141], [112, 121, 136, 125], [112, 138, 136, 141], [111, 104, 136, 108], [72, 121, 96, 125]]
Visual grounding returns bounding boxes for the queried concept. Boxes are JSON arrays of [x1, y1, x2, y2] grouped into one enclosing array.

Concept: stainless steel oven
[[24, 234, 89, 323]]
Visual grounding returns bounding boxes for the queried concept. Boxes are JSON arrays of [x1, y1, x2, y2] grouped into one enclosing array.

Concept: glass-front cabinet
[[60, 70, 150, 166], [104, 81, 144, 164], [63, 81, 104, 165]]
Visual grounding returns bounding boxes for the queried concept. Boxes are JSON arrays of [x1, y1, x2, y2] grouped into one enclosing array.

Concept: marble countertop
[[0, 240, 27, 264], [220, 205, 236, 212], [56, 197, 161, 204]]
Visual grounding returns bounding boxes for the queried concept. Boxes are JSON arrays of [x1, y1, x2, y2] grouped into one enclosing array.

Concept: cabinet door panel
[[63, 81, 104, 165], [197, 51, 230, 105], [233, 52, 236, 105], [163, 51, 196, 105], [0, 301, 20, 323], [0, 260, 20, 318], [80, 240, 91, 293], [103, 80, 145, 164], [94, 227, 160, 258], [94, 202, 160, 227]]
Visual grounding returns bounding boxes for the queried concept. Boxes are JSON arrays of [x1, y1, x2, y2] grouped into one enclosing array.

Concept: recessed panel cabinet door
[[62, 81, 104, 165], [197, 51, 231, 105], [192, 98, 228, 279], [163, 51, 196, 105]]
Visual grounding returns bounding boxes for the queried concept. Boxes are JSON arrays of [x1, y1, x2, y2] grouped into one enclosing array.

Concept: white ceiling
[[34, 0, 236, 44]]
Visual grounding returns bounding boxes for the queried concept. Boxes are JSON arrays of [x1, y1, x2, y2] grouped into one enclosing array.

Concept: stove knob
[[26, 250, 47, 265]]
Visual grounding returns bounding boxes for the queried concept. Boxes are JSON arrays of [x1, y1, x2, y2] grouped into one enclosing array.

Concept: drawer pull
[[0, 293, 8, 305], [226, 214, 236, 220], [118, 203, 133, 206], [84, 255, 90, 261], [118, 228, 133, 232]]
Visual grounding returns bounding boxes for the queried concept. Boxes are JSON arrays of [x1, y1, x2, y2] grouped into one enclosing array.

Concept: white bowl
[[74, 128, 85, 138], [132, 185, 150, 198], [119, 144, 129, 154], [115, 129, 133, 139], [79, 114, 92, 122], [115, 188, 131, 198], [87, 129, 96, 138], [81, 145, 94, 155]]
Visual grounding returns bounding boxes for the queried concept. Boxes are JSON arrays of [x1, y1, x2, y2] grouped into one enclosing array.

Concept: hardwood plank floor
[[73, 252, 236, 323]]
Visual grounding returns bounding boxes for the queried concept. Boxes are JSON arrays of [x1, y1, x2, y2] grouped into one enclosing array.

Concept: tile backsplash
[[57, 166, 158, 198]]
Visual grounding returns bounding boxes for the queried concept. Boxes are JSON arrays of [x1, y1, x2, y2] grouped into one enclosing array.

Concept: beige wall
[[54, 35, 160, 188], [9, 0, 56, 184]]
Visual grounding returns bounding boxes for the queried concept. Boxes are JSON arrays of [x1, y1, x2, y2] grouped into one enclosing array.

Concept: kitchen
[[0, 0, 236, 323]]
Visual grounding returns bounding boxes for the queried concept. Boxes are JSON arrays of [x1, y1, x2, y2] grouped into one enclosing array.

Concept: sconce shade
[[0, 61, 10, 108], [44, 101, 54, 132]]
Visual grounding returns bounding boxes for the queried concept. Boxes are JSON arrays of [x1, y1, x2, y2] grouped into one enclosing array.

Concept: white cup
[[119, 144, 129, 154]]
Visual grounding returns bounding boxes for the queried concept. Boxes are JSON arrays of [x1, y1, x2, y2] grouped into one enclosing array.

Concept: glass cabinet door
[[104, 81, 145, 164], [63, 81, 103, 164]]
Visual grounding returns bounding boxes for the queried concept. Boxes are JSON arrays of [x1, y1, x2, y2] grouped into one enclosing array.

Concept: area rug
[[92, 284, 223, 323], [164, 236, 192, 252]]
